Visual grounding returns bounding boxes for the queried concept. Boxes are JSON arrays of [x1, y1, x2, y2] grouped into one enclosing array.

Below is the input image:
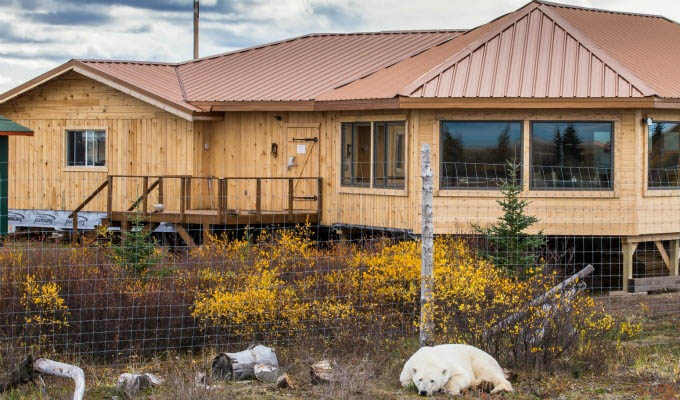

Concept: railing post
[[142, 176, 149, 214], [107, 176, 113, 219], [180, 177, 186, 222], [288, 178, 294, 214], [157, 177, 164, 206], [317, 178, 323, 217], [72, 213, 78, 244], [218, 178, 227, 224], [186, 177, 192, 210], [256, 178, 262, 213]]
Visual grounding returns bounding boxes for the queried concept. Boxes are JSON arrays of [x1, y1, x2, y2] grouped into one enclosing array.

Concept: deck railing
[[70, 175, 323, 240]]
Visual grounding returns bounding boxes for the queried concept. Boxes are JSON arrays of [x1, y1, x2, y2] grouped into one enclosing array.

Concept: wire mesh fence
[[0, 148, 679, 370]]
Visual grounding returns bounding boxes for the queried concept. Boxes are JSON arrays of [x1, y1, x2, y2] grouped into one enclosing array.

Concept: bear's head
[[411, 365, 450, 396]]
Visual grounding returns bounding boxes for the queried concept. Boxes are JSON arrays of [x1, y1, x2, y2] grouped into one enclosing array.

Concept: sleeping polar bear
[[400, 344, 513, 396]]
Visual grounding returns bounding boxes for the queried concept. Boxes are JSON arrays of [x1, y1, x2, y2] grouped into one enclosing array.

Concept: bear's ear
[[442, 369, 447, 376]]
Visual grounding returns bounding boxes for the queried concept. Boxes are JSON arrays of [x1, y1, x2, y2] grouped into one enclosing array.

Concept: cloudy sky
[[0, 0, 679, 92]]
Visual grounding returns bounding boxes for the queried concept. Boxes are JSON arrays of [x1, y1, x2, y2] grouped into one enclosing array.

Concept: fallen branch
[[33, 358, 85, 400], [485, 264, 595, 337]]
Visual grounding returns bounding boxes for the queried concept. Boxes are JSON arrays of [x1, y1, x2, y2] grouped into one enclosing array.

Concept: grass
[[2, 292, 679, 399]]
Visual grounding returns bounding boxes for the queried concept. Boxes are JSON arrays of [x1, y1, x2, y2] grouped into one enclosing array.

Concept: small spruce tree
[[112, 213, 160, 277], [475, 160, 545, 277]]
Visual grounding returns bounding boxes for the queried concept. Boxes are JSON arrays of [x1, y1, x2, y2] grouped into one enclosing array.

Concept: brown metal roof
[[176, 31, 464, 102], [544, 1, 680, 98], [400, 3, 653, 99], [78, 61, 201, 111], [4, 0, 680, 112]]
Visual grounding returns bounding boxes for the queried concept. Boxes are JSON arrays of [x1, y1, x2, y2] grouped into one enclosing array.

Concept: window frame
[[646, 120, 680, 190], [372, 121, 407, 189], [63, 128, 108, 172], [529, 120, 615, 192], [340, 122, 372, 188], [438, 120, 524, 191]]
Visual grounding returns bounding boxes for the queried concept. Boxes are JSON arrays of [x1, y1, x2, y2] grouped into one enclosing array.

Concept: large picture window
[[66, 130, 106, 167], [341, 123, 371, 186], [531, 122, 612, 190], [648, 122, 680, 189], [374, 122, 405, 188], [440, 121, 522, 189]]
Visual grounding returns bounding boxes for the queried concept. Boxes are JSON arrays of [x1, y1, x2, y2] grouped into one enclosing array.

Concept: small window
[[374, 122, 406, 189], [648, 122, 680, 189], [341, 123, 371, 186], [66, 130, 106, 167], [440, 121, 522, 189], [531, 122, 612, 190]]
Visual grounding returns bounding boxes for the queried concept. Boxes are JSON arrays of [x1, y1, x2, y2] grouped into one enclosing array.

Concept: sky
[[1, 0, 680, 92]]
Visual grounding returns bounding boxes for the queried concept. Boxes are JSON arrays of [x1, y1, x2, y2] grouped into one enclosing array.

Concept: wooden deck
[[70, 175, 322, 245]]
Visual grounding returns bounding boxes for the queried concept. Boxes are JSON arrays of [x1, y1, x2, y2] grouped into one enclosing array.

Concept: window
[[341, 121, 407, 189], [530, 122, 612, 190], [440, 121, 522, 189], [374, 122, 406, 188], [648, 121, 680, 189], [341, 123, 371, 186], [66, 130, 106, 167]]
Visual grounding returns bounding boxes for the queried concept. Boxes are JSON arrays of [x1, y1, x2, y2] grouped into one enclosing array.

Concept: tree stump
[[310, 360, 337, 385], [212, 345, 279, 381]]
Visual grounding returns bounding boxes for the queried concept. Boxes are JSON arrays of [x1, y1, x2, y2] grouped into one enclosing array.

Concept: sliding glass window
[[648, 121, 680, 189], [373, 122, 406, 189], [341, 123, 371, 187], [440, 121, 522, 189], [530, 122, 613, 190]]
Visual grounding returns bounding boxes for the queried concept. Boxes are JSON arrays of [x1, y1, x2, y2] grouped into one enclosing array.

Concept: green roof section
[[0, 115, 32, 135]]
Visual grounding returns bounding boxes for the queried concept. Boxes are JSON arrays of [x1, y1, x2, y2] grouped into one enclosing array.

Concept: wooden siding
[[0, 71, 193, 213], [0, 71, 677, 237]]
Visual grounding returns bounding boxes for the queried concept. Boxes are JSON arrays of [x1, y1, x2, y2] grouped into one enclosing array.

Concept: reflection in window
[[531, 122, 612, 190], [374, 122, 406, 189], [341, 123, 371, 186], [440, 121, 522, 189], [66, 130, 106, 167], [648, 122, 680, 188]]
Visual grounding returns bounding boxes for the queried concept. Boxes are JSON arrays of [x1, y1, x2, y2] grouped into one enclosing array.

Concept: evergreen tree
[[475, 161, 546, 277], [112, 213, 160, 277], [552, 129, 564, 165], [561, 124, 584, 165]]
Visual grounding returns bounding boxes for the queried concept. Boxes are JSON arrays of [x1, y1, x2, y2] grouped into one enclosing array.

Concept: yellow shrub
[[21, 274, 69, 331]]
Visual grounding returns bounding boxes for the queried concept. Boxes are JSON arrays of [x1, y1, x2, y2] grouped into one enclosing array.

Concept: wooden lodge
[[0, 1, 679, 291]]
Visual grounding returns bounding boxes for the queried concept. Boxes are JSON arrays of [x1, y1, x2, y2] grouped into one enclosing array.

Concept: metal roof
[[176, 31, 464, 102], [399, 4, 653, 99], [0, 115, 32, 135], [3, 0, 680, 112]]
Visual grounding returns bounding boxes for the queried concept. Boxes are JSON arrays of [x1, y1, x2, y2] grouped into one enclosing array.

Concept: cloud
[[29, 9, 112, 25]]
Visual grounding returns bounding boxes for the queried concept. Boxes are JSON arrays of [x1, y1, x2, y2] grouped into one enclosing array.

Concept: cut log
[[117, 373, 163, 397], [33, 358, 85, 400], [276, 373, 294, 389], [0, 356, 33, 393], [310, 360, 337, 385], [254, 363, 280, 383], [212, 345, 279, 381], [485, 265, 595, 337]]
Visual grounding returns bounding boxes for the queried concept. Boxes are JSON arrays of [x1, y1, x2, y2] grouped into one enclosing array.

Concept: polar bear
[[400, 344, 513, 396]]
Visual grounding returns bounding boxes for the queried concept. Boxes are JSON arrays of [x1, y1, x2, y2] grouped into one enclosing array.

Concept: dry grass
[[2, 292, 679, 399]]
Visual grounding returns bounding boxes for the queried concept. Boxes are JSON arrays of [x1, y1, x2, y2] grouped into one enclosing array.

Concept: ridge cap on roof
[[536, 0, 673, 22], [78, 59, 179, 66]]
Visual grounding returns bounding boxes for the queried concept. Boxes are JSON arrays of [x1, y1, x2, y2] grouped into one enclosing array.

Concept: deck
[[70, 175, 322, 245]]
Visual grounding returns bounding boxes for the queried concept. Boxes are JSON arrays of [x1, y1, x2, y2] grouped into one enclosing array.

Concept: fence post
[[420, 143, 434, 347]]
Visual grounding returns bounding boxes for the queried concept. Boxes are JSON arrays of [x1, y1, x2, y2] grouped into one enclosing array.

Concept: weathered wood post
[[420, 143, 434, 346]]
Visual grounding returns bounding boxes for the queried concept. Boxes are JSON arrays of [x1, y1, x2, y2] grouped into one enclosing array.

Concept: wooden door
[[285, 124, 320, 211]]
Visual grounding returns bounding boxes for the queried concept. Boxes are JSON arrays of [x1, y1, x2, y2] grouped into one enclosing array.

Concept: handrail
[[69, 180, 109, 218], [127, 177, 161, 212]]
